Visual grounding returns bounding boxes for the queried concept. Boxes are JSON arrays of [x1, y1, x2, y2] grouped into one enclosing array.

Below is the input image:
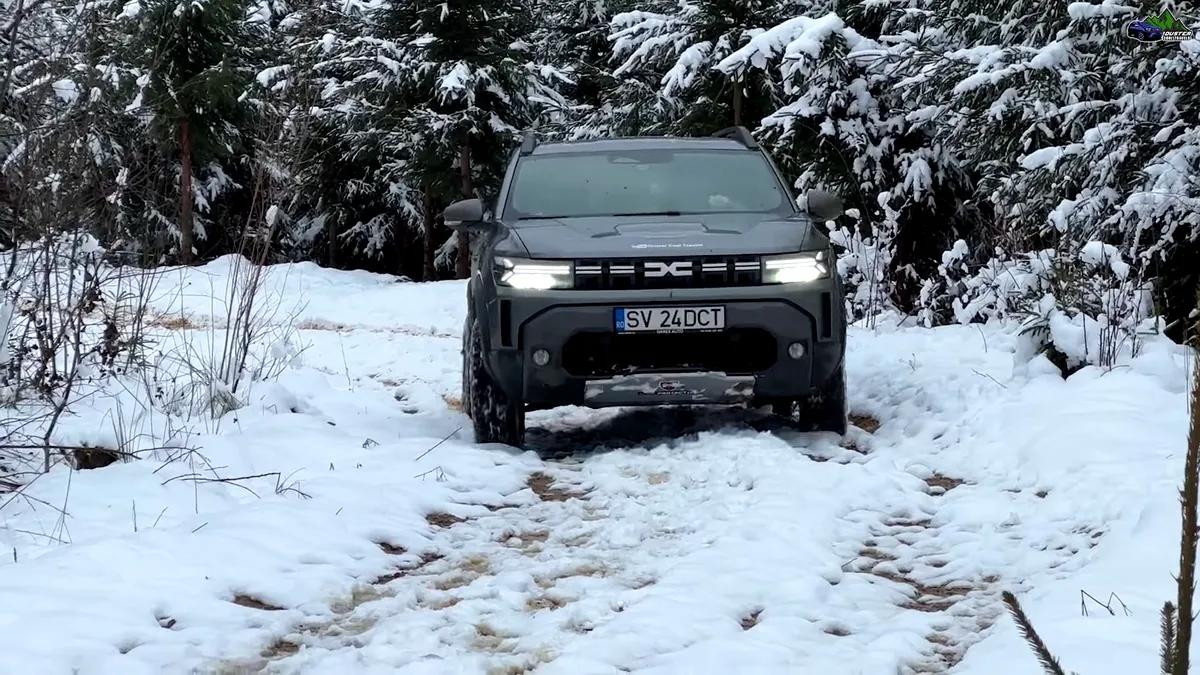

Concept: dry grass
[[293, 318, 456, 339], [925, 473, 965, 495], [261, 638, 302, 659], [472, 622, 517, 653], [502, 529, 550, 555], [148, 313, 203, 330], [430, 555, 492, 591], [525, 594, 569, 612], [740, 608, 763, 630], [884, 516, 934, 529], [426, 511, 466, 528], [482, 649, 557, 675], [372, 550, 444, 585], [329, 584, 388, 614], [527, 472, 584, 502], [534, 562, 609, 589], [231, 593, 285, 611], [859, 545, 898, 562], [849, 413, 882, 433], [295, 318, 349, 331]]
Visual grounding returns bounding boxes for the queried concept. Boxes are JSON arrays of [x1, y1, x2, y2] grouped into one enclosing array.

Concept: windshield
[[504, 148, 793, 221]]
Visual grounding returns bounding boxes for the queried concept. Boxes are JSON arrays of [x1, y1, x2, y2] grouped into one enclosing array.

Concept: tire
[[466, 317, 525, 447], [460, 318, 473, 418], [768, 364, 847, 435], [807, 364, 847, 435]]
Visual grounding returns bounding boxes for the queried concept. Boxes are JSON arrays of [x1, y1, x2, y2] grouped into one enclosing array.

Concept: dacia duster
[[443, 126, 848, 447]]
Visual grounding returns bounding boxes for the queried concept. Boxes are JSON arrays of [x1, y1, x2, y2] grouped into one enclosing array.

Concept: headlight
[[494, 257, 573, 290], [762, 251, 829, 284]]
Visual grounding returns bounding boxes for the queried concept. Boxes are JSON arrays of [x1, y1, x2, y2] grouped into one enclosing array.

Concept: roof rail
[[712, 126, 758, 149], [519, 129, 538, 156]]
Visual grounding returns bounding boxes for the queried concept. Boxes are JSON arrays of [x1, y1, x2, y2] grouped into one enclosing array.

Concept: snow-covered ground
[[0, 257, 1193, 674]]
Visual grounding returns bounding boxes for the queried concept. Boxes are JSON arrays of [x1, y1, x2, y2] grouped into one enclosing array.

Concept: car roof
[[524, 135, 752, 156]]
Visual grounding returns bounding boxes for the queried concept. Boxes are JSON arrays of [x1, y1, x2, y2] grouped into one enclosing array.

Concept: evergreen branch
[[1002, 590, 1067, 675], [1162, 601, 1177, 675]]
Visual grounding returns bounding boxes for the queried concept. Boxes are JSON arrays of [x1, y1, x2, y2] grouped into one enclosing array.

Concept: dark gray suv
[[443, 127, 848, 447]]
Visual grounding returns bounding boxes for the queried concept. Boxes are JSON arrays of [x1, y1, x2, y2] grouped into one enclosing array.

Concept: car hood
[[506, 214, 815, 259]]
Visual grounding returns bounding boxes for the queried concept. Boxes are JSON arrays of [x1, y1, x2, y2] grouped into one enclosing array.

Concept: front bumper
[[481, 283, 845, 409]]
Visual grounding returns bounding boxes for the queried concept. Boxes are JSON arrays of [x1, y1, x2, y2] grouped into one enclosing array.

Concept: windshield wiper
[[608, 211, 682, 217], [516, 215, 567, 220]]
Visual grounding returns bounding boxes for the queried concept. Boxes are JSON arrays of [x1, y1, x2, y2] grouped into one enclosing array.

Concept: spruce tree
[[715, 5, 976, 323], [119, 0, 262, 263], [894, 0, 1198, 345], [370, 0, 562, 278], [609, 0, 788, 136]]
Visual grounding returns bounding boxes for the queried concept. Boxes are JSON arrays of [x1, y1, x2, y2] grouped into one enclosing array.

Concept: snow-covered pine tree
[[532, 0, 627, 139], [254, 0, 415, 270], [714, 4, 976, 325], [370, 0, 566, 278], [1144, 31, 1200, 343], [117, 0, 264, 263], [609, 0, 788, 137], [895, 0, 1198, 366], [0, 0, 137, 251]]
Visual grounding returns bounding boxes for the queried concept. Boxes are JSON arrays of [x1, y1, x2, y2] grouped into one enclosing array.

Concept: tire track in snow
[[226, 461, 621, 674], [215, 408, 1106, 674], [830, 421, 1109, 673], [219, 409, 881, 674]]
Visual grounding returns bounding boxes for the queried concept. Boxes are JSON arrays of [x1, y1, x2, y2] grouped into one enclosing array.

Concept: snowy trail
[[209, 324, 1111, 674], [0, 262, 1189, 675]]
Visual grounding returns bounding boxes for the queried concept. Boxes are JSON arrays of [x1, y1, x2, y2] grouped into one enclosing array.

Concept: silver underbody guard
[[582, 371, 756, 406]]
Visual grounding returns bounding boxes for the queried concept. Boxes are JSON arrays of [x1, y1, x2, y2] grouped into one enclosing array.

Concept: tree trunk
[[456, 142, 473, 279], [732, 74, 743, 127], [423, 182, 437, 281], [178, 119, 195, 265], [327, 217, 337, 268]]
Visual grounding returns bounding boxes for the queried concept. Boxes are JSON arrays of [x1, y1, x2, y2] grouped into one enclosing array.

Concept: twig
[[415, 426, 461, 462], [972, 369, 1007, 388]]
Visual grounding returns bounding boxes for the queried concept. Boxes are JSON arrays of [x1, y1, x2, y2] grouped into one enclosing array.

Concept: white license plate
[[615, 306, 725, 333]]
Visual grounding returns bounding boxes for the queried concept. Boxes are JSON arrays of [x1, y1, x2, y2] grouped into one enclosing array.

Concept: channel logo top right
[[1126, 9, 1196, 43]]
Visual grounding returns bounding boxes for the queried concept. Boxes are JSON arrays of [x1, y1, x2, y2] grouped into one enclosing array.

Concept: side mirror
[[806, 190, 843, 221], [442, 198, 486, 231]]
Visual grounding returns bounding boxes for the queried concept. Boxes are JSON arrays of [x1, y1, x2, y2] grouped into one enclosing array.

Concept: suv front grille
[[561, 329, 777, 377], [573, 255, 762, 290]]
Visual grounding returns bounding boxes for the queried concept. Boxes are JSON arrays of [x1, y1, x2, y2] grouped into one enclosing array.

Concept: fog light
[[787, 342, 806, 359], [533, 349, 550, 366]]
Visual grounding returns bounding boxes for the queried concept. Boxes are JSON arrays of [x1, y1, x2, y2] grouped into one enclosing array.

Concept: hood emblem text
[[631, 243, 704, 249]]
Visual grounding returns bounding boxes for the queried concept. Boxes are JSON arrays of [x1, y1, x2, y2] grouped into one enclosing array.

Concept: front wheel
[[465, 317, 525, 447], [460, 318, 473, 418], [767, 364, 847, 435], [807, 364, 847, 435]]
